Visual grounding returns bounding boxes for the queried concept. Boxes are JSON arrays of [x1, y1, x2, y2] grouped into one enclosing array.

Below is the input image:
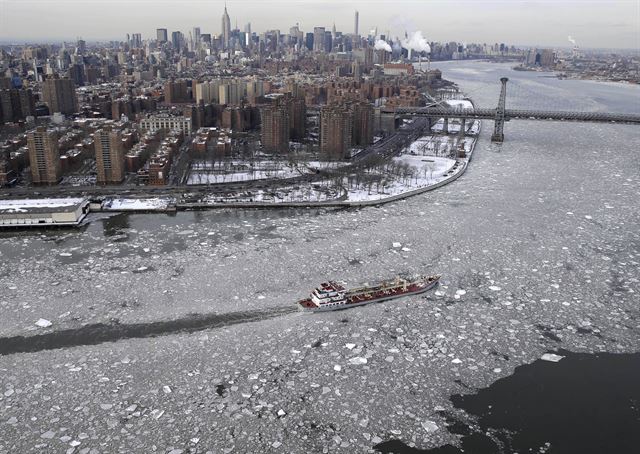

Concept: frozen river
[[1, 62, 639, 453]]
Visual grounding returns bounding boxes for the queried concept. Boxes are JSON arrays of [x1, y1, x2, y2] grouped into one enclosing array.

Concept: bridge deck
[[396, 107, 640, 124]]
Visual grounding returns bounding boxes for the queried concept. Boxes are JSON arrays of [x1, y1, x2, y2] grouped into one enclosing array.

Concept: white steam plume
[[374, 39, 392, 52], [568, 36, 577, 46], [402, 30, 431, 54]]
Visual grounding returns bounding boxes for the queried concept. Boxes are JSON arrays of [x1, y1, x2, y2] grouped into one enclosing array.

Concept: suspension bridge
[[396, 78, 640, 142]]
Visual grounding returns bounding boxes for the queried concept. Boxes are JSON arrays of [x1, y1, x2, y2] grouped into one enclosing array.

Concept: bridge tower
[[491, 77, 509, 143]]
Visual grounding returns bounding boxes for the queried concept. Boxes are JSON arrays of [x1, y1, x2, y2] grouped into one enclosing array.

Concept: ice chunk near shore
[[348, 357, 368, 365], [541, 353, 564, 362], [421, 420, 439, 433], [392, 242, 402, 248], [35, 318, 52, 328]]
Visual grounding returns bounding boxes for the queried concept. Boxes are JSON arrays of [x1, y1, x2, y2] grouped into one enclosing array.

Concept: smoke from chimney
[[402, 30, 431, 54], [568, 35, 577, 46], [374, 39, 392, 52]]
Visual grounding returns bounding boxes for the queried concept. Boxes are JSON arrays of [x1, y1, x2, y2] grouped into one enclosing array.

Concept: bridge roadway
[[396, 106, 640, 125], [0, 118, 429, 201]]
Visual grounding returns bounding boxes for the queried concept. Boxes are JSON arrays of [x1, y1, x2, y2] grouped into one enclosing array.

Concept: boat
[[297, 275, 441, 312]]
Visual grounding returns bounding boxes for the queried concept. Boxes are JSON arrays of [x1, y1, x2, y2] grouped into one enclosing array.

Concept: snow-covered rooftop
[[0, 198, 87, 214]]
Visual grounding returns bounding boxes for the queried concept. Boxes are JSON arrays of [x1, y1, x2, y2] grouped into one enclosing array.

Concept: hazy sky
[[1, 0, 638, 49]]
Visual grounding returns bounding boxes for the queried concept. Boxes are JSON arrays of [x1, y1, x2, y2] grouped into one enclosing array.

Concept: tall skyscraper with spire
[[221, 4, 231, 50], [354, 11, 359, 36]]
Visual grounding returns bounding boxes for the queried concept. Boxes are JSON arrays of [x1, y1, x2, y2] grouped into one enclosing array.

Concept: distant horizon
[[0, 38, 637, 54], [1, 0, 638, 49]]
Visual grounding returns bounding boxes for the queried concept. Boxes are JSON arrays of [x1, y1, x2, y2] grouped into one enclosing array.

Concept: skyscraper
[[171, 31, 184, 50], [157, 28, 168, 42], [313, 27, 325, 52], [305, 33, 314, 51], [94, 126, 125, 184], [130, 33, 142, 48], [221, 5, 231, 50], [324, 31, 333, 53], [42, 77, 78, 115], [354, 11, 359, 36], [192, 27, 201, 49], [27, 127, 61, 185]]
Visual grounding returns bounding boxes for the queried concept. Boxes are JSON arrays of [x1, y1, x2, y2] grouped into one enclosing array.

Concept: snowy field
[[344, 155, 458, 202]]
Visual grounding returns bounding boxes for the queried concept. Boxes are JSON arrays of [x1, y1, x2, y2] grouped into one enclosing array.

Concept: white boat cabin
[[311, 282, 347, 307]]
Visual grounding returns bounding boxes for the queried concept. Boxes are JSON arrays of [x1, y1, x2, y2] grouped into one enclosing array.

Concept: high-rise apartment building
[[219, 80, 244, 105], [164, 80, 189, 104], [0, 88, 35, 123], [195, 80, 221, 104], [157, 28, 168, 42], [42, 77, 78, 115], [221, 6, 231, 49], [27, 127, 61, 184], [352, 102, 374, 147], [260, 95, 290, 153], [94, 126, 126, 184], [288, 96, 306, 141], [313, 27, 325, 52], [69, 64, 85, 86], [320, 105, 353, 159]]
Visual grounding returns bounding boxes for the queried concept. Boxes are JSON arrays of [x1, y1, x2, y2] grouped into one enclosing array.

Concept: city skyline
[[1, 0, 638, 49]]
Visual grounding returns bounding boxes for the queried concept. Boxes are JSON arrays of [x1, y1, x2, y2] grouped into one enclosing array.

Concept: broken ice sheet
[[541, 353, 564, 362], [35, 318, 52, 328], [348, 357, 368, 365], [421, 420, 439, 433]]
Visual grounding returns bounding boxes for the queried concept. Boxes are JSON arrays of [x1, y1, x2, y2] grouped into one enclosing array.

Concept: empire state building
[[221, 5, 231, 50]]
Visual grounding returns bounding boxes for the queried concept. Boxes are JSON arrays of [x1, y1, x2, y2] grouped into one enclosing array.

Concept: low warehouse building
[[0, 198, 90, 228]]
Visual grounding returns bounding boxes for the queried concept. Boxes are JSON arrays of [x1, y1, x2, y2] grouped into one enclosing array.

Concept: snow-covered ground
[[187, 161, 306, 185], [445, 99, 474, 109], [303, 161, 350, 172], [203, 184, 342, 204], [431, 118, 480, 135], [102, 198, 175, 211], [344, 156, 458, 202]]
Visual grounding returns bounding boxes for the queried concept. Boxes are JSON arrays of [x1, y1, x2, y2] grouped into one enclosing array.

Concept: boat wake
[[0, 306, 297, 356]]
